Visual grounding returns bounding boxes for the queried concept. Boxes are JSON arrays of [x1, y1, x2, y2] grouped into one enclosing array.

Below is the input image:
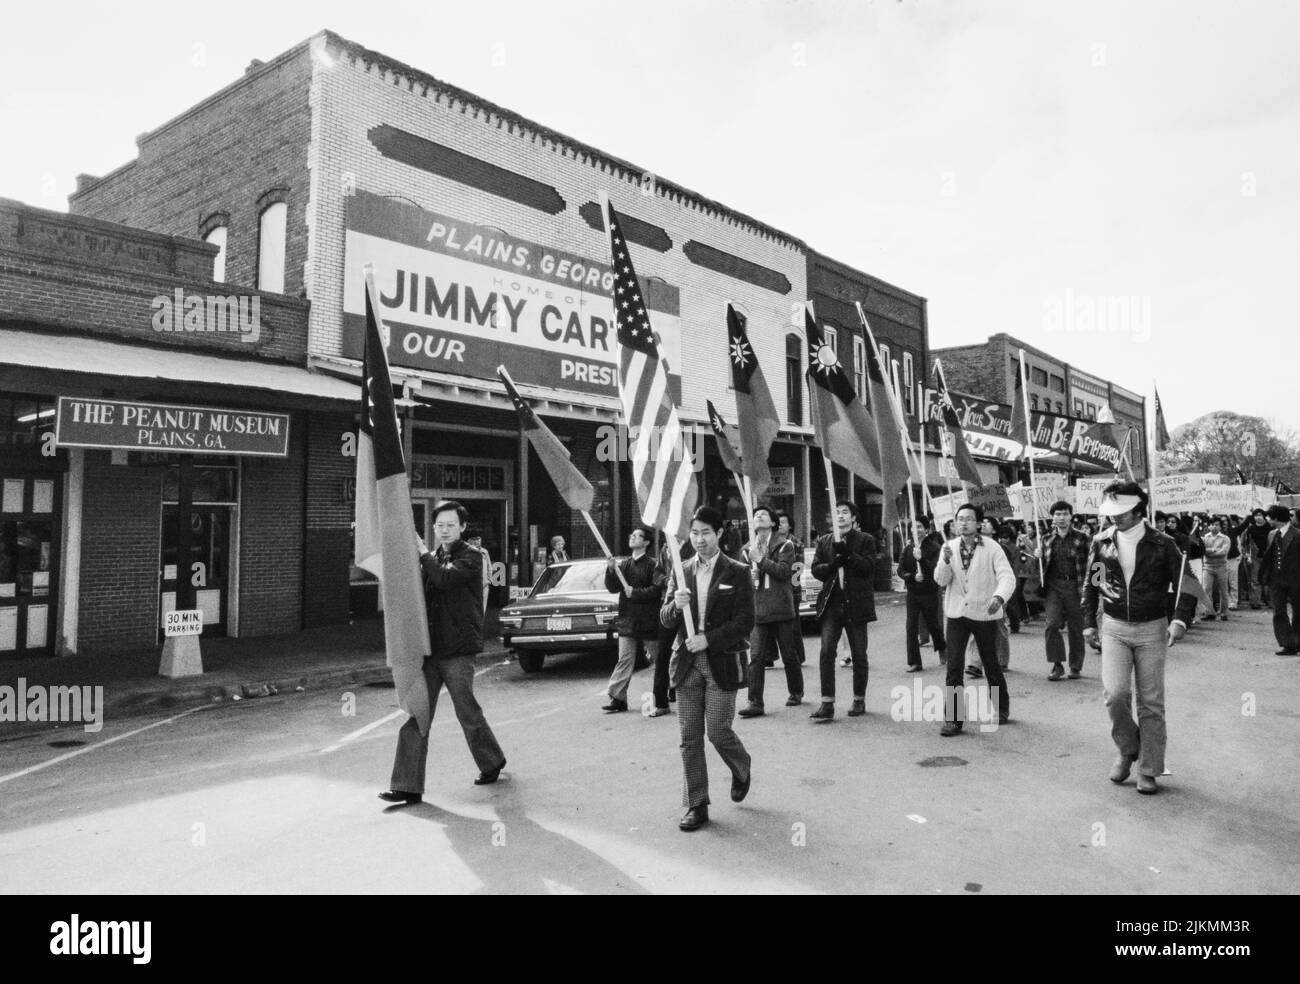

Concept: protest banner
[[1152, 473, 1207, 513], [968, 483, 1013, 519], [1075, 478, 1110, 514]]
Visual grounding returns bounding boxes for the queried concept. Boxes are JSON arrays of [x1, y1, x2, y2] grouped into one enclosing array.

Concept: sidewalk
[[0, 617, 511, 738]]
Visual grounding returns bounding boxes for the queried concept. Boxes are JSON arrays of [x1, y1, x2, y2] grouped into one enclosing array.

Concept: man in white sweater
[[934, 503, 1018, 736]]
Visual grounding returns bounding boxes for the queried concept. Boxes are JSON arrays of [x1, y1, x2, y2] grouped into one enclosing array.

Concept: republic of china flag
[[355, 266, 432, 735]]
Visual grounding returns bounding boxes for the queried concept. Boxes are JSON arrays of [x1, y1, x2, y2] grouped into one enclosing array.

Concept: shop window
[[257, 199, 287, 294], [785, 334, 803, 426]]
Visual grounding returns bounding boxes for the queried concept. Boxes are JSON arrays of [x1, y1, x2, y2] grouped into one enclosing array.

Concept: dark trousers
[[944, 617, 1009, 722], [748, 619, 804, 705], [1044, 579, 1085, 671], [905, 592, 945, 667], [1271, 580, 1300, 651], [762, 621, 807, 664], [818, 605, 868, 701], [390, 655, 506, 794], [654, 621, 676, 708]]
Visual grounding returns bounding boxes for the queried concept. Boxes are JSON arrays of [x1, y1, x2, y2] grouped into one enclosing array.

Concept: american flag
[[1153, 384, 1171, 451], [603, 198, 698, 542]]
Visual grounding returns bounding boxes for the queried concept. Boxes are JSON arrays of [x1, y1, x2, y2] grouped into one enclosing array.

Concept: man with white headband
[[1083, 481, 1196, 795]]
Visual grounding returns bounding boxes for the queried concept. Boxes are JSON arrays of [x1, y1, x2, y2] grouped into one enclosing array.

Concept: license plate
[[546, 616, 572, 632]]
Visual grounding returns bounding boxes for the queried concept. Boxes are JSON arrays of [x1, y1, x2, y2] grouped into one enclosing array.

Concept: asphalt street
[[1, 601, 1296, 895]]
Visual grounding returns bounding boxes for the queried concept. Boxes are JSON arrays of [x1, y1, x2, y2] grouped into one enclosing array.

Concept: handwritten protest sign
[[969, 483, 1013, 519], [1074, 478, 1110, 514]]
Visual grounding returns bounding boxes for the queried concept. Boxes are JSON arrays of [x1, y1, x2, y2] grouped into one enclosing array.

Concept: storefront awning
[[0, 328, 359, 404]]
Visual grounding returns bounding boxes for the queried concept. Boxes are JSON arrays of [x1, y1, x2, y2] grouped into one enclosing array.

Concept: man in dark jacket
[[809, 500, 876, 721], [1083, 483, 1195, 795], [1260, 504, 1300, 654], [738, 505, 803, 717], [601, 524, 664, 713], [1037, 500, 1092, 680], [898, 517, 945, 671], [661, 506, 755, 832], [381, 500, 507, 805], [1233, 509, 1273, 609]]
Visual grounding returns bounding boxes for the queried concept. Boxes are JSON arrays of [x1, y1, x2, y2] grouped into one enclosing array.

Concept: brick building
[[67, 29, 938, 590], [930, 332, 1148, 479], [0, 199, 355, 660]]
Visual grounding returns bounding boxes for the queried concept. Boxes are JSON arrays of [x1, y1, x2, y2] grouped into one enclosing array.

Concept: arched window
[[257, 200, 287, 293], [204, 226, 228, 283], [785, 334, 803, 426]]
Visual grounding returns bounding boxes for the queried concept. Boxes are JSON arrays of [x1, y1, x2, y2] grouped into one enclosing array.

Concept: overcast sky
[[3, 0, 1295, 433]]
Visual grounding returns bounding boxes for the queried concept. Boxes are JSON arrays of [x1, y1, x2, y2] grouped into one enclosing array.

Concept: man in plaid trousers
[[660, 506, 756, 832]]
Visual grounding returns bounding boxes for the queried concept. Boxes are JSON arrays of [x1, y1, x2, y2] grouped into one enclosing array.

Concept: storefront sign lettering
[[55, 397, 289, 457]]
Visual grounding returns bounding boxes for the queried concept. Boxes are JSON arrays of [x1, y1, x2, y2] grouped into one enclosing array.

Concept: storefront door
[[160, 506, 231, 638], [0, 472, 60, 659]]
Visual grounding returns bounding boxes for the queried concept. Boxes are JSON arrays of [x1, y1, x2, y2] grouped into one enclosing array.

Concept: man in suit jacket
[[809, 500, 876, 721], [380, 500, 507, 805], [738, 504, 803, 717], [897, 517, 946, 671], [1261, 504, 1300, 655], [660, 506, 755, 832]]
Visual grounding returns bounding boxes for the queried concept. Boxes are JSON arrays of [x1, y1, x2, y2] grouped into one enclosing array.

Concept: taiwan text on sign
[[55, 397, 290, 457], [163, 609, 203, 636]]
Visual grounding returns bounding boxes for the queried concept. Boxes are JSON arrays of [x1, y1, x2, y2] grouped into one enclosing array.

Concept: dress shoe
[[847, 699, 867, 717], [679, 805, 709, 831], [998, 712, 1011, 725], [378, 790, 422, 805], [809, 702, 835, 721], [1067, 669, 1081, 679], [785, 695, 804, 707], [474, 761, 506, 785], [966, 665, 984, 678], [737, 703, 765, 718], [1108, 754, 1135, 784], [648, 706, 672, 717], [1275, 648, 1298, 656], [1136, 774, 1158, 795], [731, 771, 751, 803], [601, 698, 628, 713], [939, 722, 963, 737], [1048, 664, 1065, 681], [906, 664, 924, 673]]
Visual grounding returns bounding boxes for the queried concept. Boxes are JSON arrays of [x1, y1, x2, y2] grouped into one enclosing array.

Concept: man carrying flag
[[602, 196, 749, 833], [363, 280, 505, 805]]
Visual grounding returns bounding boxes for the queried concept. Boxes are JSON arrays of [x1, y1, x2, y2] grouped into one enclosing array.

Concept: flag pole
[[1019, 349, 1045, 584], [580, 510, 632, 593]]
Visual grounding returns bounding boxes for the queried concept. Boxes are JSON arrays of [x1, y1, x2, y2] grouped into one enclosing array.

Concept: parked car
[[499, 558, 652, 673]]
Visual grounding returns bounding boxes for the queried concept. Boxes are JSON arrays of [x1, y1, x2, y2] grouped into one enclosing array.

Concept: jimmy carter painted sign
[[55, 397, 289, 456], [342, 191, 683, 397]]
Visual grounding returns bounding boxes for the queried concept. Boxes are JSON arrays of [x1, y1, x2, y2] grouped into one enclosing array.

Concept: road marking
[[319, 709, 406, 754], [0, 706, 212, 787]]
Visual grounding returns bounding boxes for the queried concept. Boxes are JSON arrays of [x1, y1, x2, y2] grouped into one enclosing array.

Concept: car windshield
[[531, 561, 611, 596]]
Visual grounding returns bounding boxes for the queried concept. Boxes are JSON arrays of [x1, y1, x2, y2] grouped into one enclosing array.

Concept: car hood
[[502, 591, 618, 617]]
